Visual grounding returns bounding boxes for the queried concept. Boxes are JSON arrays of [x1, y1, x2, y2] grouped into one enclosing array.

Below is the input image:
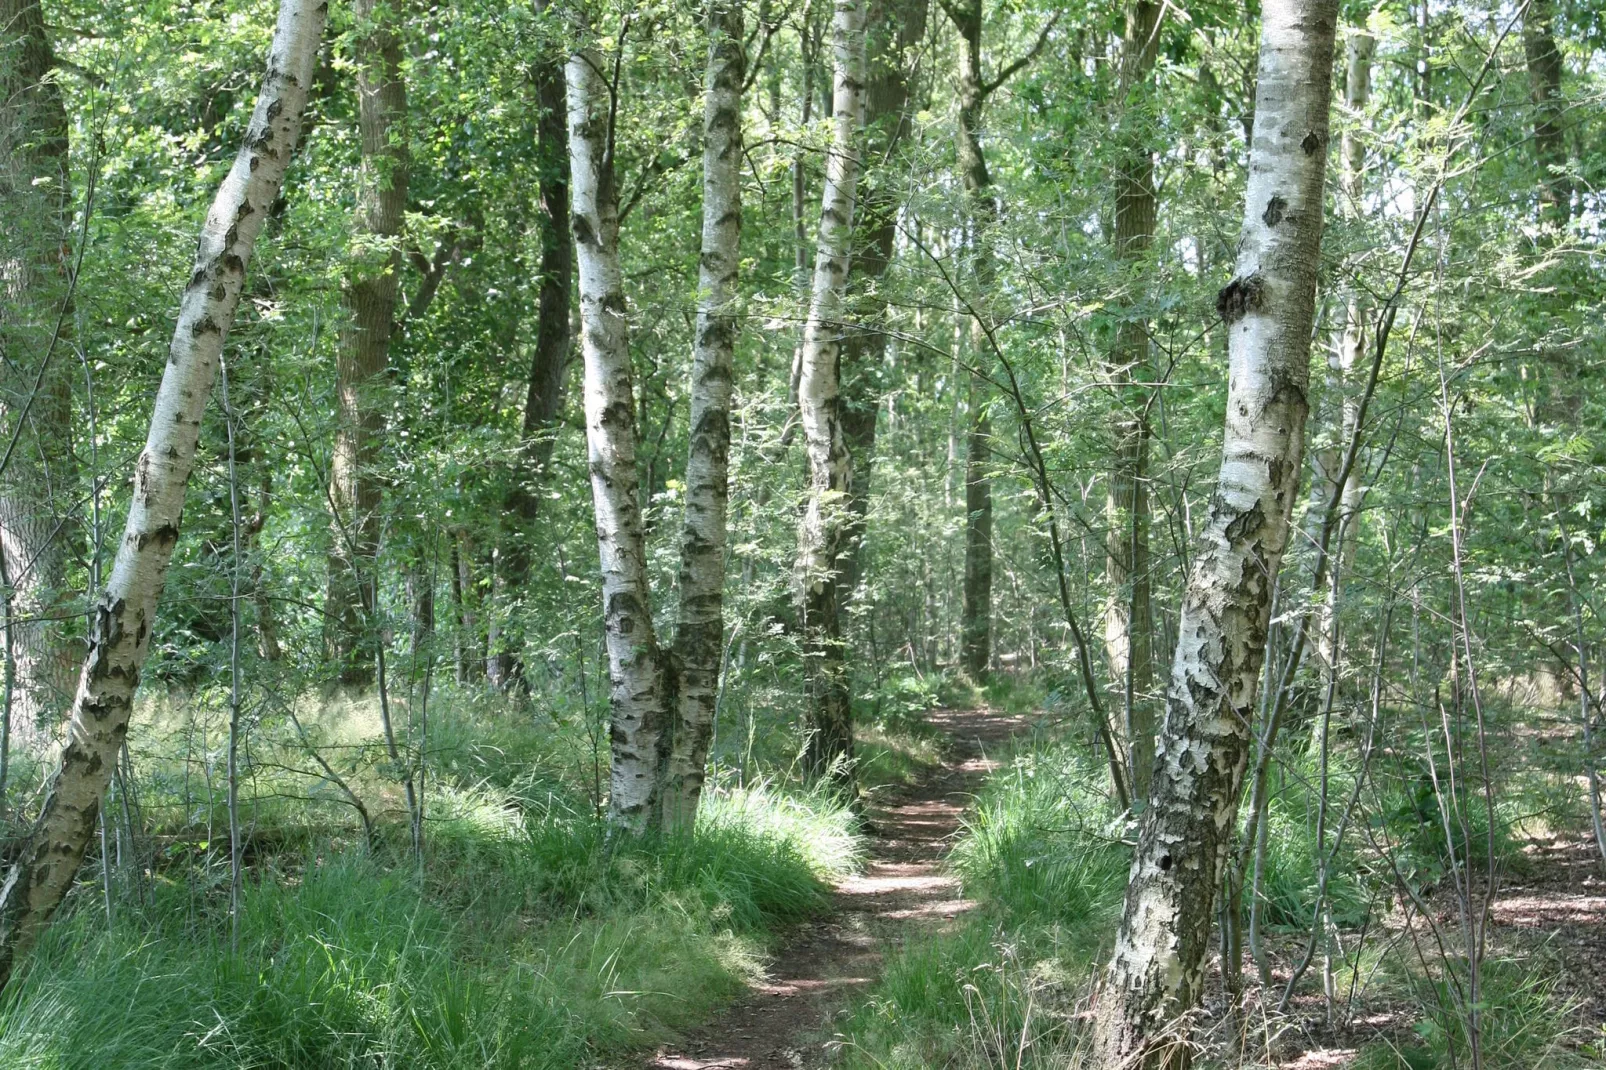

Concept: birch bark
[[798, 0, 868, 780], [661, 0, 745, 831], [0, 0, 79, 744], [327, 0, 409, 683], [567, 23, 670, 829], [1094, 0, 1338, 1062], [0, 0, 325, 987]]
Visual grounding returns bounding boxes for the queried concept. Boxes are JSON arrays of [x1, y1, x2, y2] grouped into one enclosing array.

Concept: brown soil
[[631, 706, 1027, 1070]]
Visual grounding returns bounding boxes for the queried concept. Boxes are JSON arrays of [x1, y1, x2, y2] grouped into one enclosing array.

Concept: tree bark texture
[[326, 0, 408, 684], [1105, 0, 1160, 798], [1094, 0, 1337, 1063], [0, 0, 80, 744], [1523, 0, 1569, 230], [798, 0, 868, 780], [660, 0, 745, 831], [489, 24, 573, 690], [568, 25, 671, 830], [0, 0, 325, 988], [836, 0, 929, 608], [950, 0, 993, 681]]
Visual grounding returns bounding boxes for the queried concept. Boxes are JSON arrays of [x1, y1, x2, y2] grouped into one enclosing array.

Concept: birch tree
[[567, 16, 671, 830], [0, 0, 79, 743], [797, 0, 868, 780], [0, 0, 325, 986], [327, 0, 409, 683], [1094, 0, 1339, 1061], [660, 0, 745, 831]]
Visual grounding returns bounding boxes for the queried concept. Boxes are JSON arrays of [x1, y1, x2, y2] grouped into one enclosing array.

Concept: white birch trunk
[[567, 25, 669, 831], [1094, 0, 1338, 1062], [0, 0, 325, 986], [661, 0, 745, 832], [797, 0, 868, 779]]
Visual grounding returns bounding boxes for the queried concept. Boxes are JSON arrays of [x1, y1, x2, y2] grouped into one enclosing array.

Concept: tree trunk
[[0, 0, 79, 745], [1105, 0, 1160, 798], [797, 0, 868, 781], [1523, 0, 1569, 231], [660, 0, 745, 832], [0, 0, 324, 987], [1309, 27, 1371, 678], [567, 21, 671, 830], [949, 0, 993, 681], [837, 0, 929, 610], [326, 0, 409, 684], [1094, 0, 1338, 1062], [488, 33, 574, 691]]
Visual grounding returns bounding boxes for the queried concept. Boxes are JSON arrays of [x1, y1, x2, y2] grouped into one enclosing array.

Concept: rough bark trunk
[[660, 0, 745, 832], [1094, 0, 1337, 1063], [326, 0, 409, 684], [1105, 0, 1160, 798], [488, 30, 574, 691], [568, 23, 671, 830], [0, 0, 324, 987], [0, 0, 79, 745], [1523, 0, 1569, 231], [797, 0, 868, 781], [836, 0, 928, 610], [949, 0, 993, 681]]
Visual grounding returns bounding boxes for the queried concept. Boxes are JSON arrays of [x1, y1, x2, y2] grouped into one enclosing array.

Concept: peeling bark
[[326, 0, 408, 684], [660, 0, 745, 832], [1094, 0, 1338, 1063], [0, 0, 325, 987], [798, 0, 868, 781], [567, 21, 670, 830]]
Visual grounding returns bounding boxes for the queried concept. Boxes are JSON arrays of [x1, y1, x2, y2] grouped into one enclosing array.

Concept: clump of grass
[[1351, 956, 1585, 1070], [0, 748, 862, 1067]]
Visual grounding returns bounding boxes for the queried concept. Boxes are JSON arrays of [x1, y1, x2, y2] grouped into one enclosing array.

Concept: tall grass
[[0, 694, 864, 1068]]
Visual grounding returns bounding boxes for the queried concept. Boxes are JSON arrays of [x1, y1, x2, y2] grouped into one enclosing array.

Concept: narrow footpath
[[637, 706, 1028, 1070]]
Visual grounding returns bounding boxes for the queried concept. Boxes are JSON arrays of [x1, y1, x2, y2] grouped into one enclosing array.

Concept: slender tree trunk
[[1105, 0, 1160, 798], [0, 0, 324, 987], [798, 0, 868, 781], [660, 0, 745, 832], [1094, 1, 1338, 1062], [1523, 0, 1569, 232], [326, 0, 409, 684], [1309, 27, 1371, 678], [0, 0, 79, 745], [950, 0, 993, 681], [489, 25, 574, 690], [568, 21, 671, 830]]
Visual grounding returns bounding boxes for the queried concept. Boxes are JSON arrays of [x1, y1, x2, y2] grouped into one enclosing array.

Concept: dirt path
[[635, 706, 1027, 1070]]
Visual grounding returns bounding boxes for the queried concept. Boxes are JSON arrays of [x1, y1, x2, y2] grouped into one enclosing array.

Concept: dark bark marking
[[1261, 194, 1287, 228], [1215, 273, 1265, 325]]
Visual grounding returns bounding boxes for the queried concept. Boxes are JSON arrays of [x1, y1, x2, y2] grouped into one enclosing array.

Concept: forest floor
[[632, 705, 1028, 1070]]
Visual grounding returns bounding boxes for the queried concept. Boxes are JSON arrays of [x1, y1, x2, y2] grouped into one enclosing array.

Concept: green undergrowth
[[0, 690, 864, 1069], [835, 735, 1128, 1069]]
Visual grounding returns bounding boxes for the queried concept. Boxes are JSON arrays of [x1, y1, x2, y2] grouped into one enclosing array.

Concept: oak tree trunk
[[0, 0, 324, 987], [0, 0, 80, 745], [1094, 1, 1338, 1062], [567, 22, 671, 829], [660, 0, 745, 832], [1105, 0, 1160, 798], [798, 0, 868, 781], [326, 0, 409, 684]]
